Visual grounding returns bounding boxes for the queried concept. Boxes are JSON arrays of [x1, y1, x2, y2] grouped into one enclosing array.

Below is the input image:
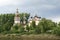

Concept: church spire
[[14, 8, 20, 25], [16, 8, 19, 13], [15, 8, 19, 17]]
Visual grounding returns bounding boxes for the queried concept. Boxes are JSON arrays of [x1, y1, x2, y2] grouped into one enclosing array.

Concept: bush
[[53, 27, 60, 36], [34, 27, 41, 34]]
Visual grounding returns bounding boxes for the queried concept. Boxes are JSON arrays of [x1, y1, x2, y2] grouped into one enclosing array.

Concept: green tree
[[3, 22, 11, 31], [34, 26, 41, 34], [0, 13, 30, 33], [38, 18, 57, 33], [53, 27, 60, 36], [26, 25, 30, 32], [31, 21, 36, 29]]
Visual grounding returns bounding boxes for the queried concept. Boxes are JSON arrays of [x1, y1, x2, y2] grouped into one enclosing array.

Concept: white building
[[14, 8, 20, 25], [28, 15, 41, 26], [13, 8, 41, 27]]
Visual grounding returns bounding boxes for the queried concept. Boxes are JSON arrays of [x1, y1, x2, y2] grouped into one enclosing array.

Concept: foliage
[[26, 25, 30, 32], [30, 21, 36, 29], [38, 18, 57, 33], [52, 27, 60, 36], [0, 13, 29, 34], [0, 13, 60, 35], [34, 27, 41, 34], [19, 26, 25, 33]]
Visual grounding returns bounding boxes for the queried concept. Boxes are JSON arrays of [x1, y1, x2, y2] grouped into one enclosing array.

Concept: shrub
[[53, 27, 60, 36]]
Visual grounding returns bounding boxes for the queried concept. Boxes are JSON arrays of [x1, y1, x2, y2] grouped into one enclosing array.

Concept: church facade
[[28, 15, 41, 26]]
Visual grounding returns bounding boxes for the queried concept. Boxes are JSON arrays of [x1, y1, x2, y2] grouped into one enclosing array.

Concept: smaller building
[[28, 15, 41, 26]]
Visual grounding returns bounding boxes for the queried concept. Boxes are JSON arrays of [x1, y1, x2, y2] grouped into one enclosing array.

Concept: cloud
[[48, 16, 60, 23], [0, 0, 27, 6], [0, 0, 60, 22], [0, 0, 15, 6], [40, 5, 56, 10]]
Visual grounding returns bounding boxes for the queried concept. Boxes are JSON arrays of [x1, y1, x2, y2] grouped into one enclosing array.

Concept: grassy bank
[[0, 34, 60, 40]]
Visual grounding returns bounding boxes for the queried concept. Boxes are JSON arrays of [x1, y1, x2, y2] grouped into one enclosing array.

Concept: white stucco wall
[[14, 21, 20, 24], [35, 21, 39, 25]]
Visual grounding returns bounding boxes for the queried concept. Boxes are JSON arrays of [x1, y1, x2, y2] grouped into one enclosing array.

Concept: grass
[[0, 34, 60, 40]]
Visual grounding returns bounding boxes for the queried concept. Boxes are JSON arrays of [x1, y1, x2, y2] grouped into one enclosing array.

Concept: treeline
[[0, 13, 60, 36], [0, 13, 30, 34], [24, 18, 60, 36]]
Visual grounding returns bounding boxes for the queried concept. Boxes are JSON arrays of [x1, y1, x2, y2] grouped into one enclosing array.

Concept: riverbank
[[0, 34, 60, 40]]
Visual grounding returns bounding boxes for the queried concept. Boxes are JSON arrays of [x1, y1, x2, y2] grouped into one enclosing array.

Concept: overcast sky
[[0, 0, 60, 22]]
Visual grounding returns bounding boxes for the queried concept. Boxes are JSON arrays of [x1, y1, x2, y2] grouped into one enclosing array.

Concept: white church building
[[14, 8, 20, 25], [28, 15, 41, 26], [14, 9, 41, 26]]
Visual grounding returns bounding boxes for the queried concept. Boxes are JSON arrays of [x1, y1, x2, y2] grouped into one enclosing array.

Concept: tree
[[31, 21, 36, 29], [0, 25, 4, 33], [0, 13, 30, 33], [19, 26, 25, 33], [58, 22, 60, 27], [20, 13, 30, 23], [34, 26, 41, 34], [38, 18, 57, 33], [26, 25, 30, 32], [3, 22, 11, 31], [53, 27, 60, 36]]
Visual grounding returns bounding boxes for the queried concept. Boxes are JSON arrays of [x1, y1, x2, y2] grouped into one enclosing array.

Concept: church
[[13, 8, 41, 27], [14, 8, 20, 25], [28, 15, 41, 26]]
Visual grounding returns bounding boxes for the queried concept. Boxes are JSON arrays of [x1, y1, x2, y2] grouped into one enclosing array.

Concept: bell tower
[[14, 8, 20, 25]]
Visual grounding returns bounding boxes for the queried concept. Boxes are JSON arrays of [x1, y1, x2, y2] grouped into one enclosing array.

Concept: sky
[[0, 0, 60, 22]]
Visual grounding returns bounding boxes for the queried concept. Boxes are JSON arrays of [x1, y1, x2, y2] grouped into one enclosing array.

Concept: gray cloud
[[0, 0, 60, 22]]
